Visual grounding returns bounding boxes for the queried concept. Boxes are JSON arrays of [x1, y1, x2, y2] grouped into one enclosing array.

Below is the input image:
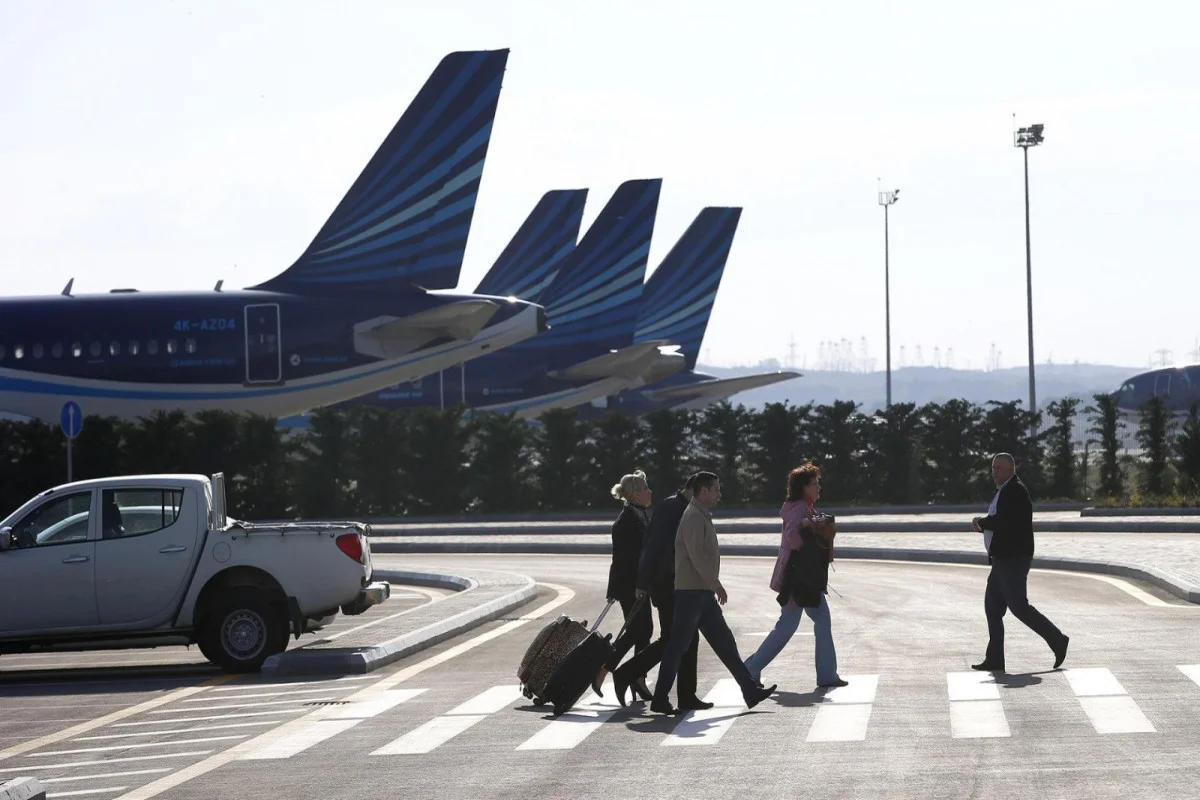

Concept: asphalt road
[[4, 554, 1199, 800]]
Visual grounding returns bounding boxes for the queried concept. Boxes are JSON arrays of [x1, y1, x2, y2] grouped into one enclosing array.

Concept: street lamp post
[[1014, 122, 1044, 440], [877, 184, 899, 408]]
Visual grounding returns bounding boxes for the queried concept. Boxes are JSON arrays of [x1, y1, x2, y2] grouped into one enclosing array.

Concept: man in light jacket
[[649, 471, 777, 715]]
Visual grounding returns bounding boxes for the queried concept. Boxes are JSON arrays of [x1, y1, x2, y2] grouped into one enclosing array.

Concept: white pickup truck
[[0, 472, 390, 672]]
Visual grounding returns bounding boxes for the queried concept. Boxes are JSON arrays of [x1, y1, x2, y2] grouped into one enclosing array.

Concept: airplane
[[579, 207, 802, 416], [0, 49, 549, 425], [318, 177, 686, 421], [1111, 363, 1200, 414]]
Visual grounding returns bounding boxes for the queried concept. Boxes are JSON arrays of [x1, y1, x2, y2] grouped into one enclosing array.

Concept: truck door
[[92, 487, 200, 628], [245, 303, 282, 383], [0, 490, 99, 635]]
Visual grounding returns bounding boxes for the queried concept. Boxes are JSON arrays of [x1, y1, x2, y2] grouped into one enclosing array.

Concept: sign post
[[60, 400, 83, 483]]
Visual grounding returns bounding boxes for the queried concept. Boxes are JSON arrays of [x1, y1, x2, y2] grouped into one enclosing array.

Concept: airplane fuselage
[[0, 289, 542, 423]]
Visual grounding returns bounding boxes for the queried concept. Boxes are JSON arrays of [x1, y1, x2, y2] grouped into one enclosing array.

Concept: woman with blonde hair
[[591, 469, 655, 699]]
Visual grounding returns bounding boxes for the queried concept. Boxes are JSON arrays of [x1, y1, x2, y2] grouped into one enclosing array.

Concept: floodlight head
[[1014, 123, 1045, 148]]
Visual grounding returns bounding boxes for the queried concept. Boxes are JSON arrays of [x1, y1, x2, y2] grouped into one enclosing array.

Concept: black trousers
[[612, 585, 699, 702], [604, 593, 653, 671], [984, 556, 1066, 665]]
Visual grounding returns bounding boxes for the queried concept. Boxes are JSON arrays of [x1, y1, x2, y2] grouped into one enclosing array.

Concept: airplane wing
[[642, 371, 803, 405], [548, 340, 676, 382], [353, 300, 500, 359]]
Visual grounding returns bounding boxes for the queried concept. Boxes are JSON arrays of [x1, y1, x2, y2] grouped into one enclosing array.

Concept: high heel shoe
[[613, 671, 631, 708], [633, 676, 653, 702], [591, 666, 609, 697]]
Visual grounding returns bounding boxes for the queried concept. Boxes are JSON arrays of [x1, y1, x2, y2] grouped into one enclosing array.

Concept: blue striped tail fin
[[527, 178, 662, 354], [252, 49, 509, 294], [635, 206, 742, 371], [473, 188, 588, 302]]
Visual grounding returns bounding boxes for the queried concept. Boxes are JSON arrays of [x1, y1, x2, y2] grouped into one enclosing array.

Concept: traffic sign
[[60, 400, 83, 439]]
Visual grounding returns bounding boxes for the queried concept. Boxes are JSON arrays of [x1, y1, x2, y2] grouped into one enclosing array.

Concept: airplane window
[[90, 341, 102, 358], [109, 341, 120, 356], [14, 345, 24, 359], [129, 340, 140, 355], [32, 343, 44, 358], [71, 342, 81, 357], [166, 339, 177, 354], [147, 339, 159, 355], [51, 343, 63, 358], [185, 338, 196, 354]]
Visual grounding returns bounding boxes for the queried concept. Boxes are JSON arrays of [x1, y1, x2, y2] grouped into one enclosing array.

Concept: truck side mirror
[[0, 527, 12, 552]]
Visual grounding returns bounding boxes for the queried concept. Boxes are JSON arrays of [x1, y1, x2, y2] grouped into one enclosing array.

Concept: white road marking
[[0, 678, 233, 764], [75, 722, 279, 741], [147, 696, 335, 714], [47, 788, 128, 798], [41, 770, 172, 784], [210, 676, 371, 692], [806, 675, 878, 742], [516, 681, 621, 751], [947, 671, 1010, 738], [111, 710, 304, 726], [0, 751, 215, 774], [373, 685, 523, 755], [30, 736, 249, 757], [662, 679, 746, 747], [1176, 664, 1200, 687], [179, 686, 335, 702], [113, 582, 574, 799], [1062, 668, 1156, 734], [239, 689, 426, 760]]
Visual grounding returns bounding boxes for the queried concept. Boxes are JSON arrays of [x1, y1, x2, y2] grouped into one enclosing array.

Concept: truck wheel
[[199, 587, 289, 673]]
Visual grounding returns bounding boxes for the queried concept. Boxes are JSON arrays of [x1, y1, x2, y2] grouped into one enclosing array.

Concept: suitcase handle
[[608, 594, 649, 642], [589, 599, 616, 633]]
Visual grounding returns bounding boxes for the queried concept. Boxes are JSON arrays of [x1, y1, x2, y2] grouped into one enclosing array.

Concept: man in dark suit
[[608, 473, 712, 711], [970, 452, 1070, 672]]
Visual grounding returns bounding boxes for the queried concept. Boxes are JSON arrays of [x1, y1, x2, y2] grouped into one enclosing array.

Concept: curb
[[373, 519, 1200, 535], [260, 568, 538, 677], [367, 541, 1200, 607], [0, 778, 45, 800], [1080, 507, 1200, 517]]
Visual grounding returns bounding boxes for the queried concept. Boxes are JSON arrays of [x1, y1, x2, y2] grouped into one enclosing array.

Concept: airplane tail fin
[[473, 189, 588, 302], [635, 206, 742, 371], [252, 49, 509, 295], [528, 178, 662, 353]]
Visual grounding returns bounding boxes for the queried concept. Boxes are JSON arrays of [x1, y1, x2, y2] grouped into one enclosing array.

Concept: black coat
[[607, 503, 650, 600], [635, 490, 691, 593], [776, 525, 831, 609], [978, 476, 1035, 560]]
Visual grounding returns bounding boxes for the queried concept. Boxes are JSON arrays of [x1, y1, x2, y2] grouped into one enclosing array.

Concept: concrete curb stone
[[0, 778, 46, 800], [260, 568, 537, 677]]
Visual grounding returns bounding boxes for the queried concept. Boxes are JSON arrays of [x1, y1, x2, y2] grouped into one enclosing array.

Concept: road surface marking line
[[30, 735, 250, 757], [0, 751, 214, 774], [112, 710, 304, 727], [210, 676, 371, 692], [1062, 668, 1156, 734], [76, 721, 279, 741], [179, 687, 335, 702], [806, 674, 878, 742], [946, 671, 1010, 738], [0, 676, 233, 764], [113, 582, 574, 800], [373, 685, 523, 755], [663, 679, 746, 747], [516, 680, 621, 751], [1176, 664, 1200, 687], [41, 770, 173, 784], [46, 788, 128, 798], [147, 696, 336, 714]]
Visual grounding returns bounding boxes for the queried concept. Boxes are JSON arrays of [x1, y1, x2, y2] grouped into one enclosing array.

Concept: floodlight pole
[[878, 184, 899, 408], [1014, 122, 1044, 441]]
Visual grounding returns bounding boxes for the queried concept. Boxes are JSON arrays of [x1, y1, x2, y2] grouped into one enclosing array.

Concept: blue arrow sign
[[60, 401, 83, 439]]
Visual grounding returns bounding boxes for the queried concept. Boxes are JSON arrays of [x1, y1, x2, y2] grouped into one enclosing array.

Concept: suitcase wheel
[[533, 698, 547, 707]]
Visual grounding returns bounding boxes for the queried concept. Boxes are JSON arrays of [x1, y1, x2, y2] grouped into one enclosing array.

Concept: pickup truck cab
[[0, 472, 389, 672]]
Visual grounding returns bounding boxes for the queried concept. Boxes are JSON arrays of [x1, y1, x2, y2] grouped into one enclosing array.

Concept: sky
[[2, 1, 1197, 372]]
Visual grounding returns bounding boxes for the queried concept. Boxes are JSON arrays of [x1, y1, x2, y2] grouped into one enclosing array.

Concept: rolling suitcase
[[517, 602, 612, 705], [542, 596, 647, 716]]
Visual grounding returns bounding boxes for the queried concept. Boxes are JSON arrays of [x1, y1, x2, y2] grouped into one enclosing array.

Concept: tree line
[[2, 394, 1199, 521]]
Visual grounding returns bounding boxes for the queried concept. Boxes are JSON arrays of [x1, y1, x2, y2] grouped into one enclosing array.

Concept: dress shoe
[[1052, 636, 1070, 669], [678, 697, 714, 711], [649, 700, 678, 715], [591, 667, 609, 697], [971, 660, 1005, 672], [818, 678, 849, 688], [744, 683, 777, 709]]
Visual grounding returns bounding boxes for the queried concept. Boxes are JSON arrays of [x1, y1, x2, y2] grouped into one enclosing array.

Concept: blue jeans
[[744, 595, 840, 685]]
